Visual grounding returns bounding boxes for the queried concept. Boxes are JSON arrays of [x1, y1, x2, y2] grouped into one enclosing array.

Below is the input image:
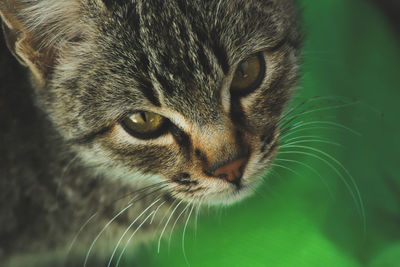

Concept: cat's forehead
[[96, 0, 299, 123], [107, 0, 293, 66]]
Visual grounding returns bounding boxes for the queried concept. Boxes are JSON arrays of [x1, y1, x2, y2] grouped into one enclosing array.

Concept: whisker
[[106, 198, 162, 267], [279, 98, 311, 122], [157, 199, 183, 253], [83, 203, 133, 267], [155, 196, 179, 235], [280, 100, 359, 130], [281, 120, 361, 137], [117, 181, 168, 205], [281, 134, 337, 143], [83, 185, 167, 267], [194, 197, 204, 240], [150, 201, 166, 225], [274, 158, 334, 199], [280, 139, 342, 147], [279, 147, 365, 231], [65, 213, 97, 262], [57, 154, 79, 200], [279, 95, 342, 123], [280, 126, 344, 139], [270, 163, 300, 178], [182, 204, 195, 267], [115, 208, 160, 267], [280, 118, 334, 136], [168, 201, 193, 253], [66, 182, 167, 264]]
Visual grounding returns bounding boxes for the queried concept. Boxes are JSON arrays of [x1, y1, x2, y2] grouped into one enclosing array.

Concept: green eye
[[231, 52, 265, 95], [121, 111, 168, 139]]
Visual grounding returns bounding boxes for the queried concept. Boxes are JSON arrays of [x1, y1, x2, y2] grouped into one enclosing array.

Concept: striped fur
[[0, 0, 302, 265]]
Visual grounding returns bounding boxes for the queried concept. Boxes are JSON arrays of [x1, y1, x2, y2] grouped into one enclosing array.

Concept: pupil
[[140, 112, 147, 122]]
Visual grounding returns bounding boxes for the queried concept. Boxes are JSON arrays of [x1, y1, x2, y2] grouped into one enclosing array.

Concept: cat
[[0, 0, 302, 266]]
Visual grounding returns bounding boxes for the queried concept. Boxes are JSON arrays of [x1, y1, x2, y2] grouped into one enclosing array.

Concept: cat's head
[[1, 0, 302, 205]]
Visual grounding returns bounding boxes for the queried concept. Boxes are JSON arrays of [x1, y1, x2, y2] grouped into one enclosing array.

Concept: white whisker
[[155, 197, 179, 236], [274, 158, 334, 199], [66, 213, 97, 262], [281, 135, 338, 143], [281, 139, 341, 147], [279, 95, 338, 123], [150, 201, 166, 225], [107, 198, 162, 267], [158, 199, 183, 253], [194, 197, 204, 240], [282, 120, 361, 137], [280, 126, 339, 139], [83, 185, 166, 267], [280, 100, 359, 129], [183, 204, 195, 267], [270, 163, 300, 176], [83, 202, 134, 267], [168, 201, 193, 253], [57, 155, 79, 199], [279, 146, 365, 231], [115, 210, 158, 267]]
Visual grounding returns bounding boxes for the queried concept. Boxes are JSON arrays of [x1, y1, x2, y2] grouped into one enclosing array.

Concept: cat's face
[[1, 0, 301, 205]]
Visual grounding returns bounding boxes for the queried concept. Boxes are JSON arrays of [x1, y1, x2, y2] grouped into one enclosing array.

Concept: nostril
[[213, 157, 247, 184]]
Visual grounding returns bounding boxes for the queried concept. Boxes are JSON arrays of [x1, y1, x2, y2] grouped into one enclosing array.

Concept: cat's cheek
[[241, 132, 279, 181]]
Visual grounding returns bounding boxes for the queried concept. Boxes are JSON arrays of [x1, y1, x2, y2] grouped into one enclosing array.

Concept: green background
[[123, 0, 400, 266]]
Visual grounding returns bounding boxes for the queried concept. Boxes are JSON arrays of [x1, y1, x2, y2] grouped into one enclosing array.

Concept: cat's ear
[[0, 0, 86, 84]]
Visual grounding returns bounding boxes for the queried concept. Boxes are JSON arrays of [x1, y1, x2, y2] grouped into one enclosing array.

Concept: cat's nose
[[212, 157, 247, 185]]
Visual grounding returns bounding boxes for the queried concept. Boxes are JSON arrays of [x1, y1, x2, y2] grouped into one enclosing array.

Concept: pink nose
[[213, 157, 247, 184]]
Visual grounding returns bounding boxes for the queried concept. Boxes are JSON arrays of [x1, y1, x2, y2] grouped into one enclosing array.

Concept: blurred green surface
[[121, 0, 400, 266]]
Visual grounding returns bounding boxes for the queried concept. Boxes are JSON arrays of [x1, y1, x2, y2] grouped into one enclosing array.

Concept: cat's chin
[[170, 178, 263, 207], [207, 183, 260, 206]]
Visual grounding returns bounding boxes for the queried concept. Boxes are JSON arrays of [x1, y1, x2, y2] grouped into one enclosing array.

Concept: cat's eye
[[121, 111, 169, 139], [231, 52, 266, 96]]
